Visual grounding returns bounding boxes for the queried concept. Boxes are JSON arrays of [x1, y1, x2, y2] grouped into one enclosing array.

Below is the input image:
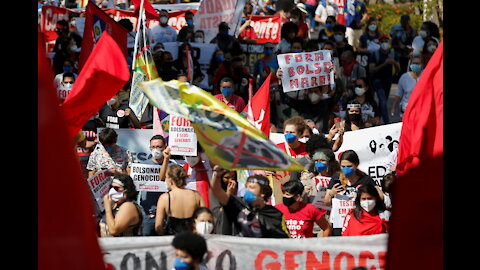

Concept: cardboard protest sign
[[277, 50, 335, 92], [130, 163, 168, 192], [86, 170, 112, 212], [168, 115, 198, 156]]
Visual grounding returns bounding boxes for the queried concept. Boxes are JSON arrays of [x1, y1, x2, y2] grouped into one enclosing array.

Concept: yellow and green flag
[[140, 78, 304, 171]]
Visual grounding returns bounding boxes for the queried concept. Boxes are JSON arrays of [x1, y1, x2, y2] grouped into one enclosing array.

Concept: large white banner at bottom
[[99, 234, 388, 269]]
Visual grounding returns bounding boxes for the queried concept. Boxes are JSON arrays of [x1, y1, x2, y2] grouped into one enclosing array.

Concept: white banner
[[86, 170, 112, 212], [334, 122, 402, 186], [99, 234, 388, 269], [193, 0, 246, 43], [168, 115, 198, 156], [129, 163, 168, 192], [277, 50, 335, 92], [152, 3, 200, 11]]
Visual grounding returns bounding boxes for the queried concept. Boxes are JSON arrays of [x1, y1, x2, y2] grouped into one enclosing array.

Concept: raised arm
[[209, 166, 230, 206]]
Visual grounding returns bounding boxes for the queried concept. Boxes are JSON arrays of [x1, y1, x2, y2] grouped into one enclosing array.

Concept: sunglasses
[[355, 85, 364, 88], [110, 185, 122, 192], [63, 81, 74, 85]]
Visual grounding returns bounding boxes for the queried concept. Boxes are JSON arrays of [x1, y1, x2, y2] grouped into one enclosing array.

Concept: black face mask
[[283, 196, 297, 207], [348, 113, 361, 123]]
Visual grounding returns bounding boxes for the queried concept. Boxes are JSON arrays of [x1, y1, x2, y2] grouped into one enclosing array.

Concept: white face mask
[[360, 200, 376, 212], [108, 187, 125, 202], [195, 37, 203, 43], [427, 45, 437, 53], [62, 83, 73, 90], [308, 92, 321, 103], [419, 30, 428, 38], [334, 34, 344, 42], [354, 87, 366, 96], [151, 149, 163, 160], [186, 156, 200, 167], [380, 42, 389, 51], [195, 221, 214, 235], [298, 137, 309, 143], [107, 97, 117, 106], [160, 16, 168, 24], [368, 24, 377, 32]]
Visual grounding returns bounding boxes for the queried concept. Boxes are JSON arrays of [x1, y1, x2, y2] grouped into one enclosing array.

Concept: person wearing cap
[[368, 33, 400, 125], [209, 165, 290, 238], [390, 14, 417, 76], [210, 22, 235, 52]]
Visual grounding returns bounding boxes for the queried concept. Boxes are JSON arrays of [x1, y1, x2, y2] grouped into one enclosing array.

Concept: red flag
[[78, 1, 128, 72], [243, 73, 271, 138], [62, 31, 130, 139], [386, 42, 443, 270], [132, 0, 160, 20], [38, 30, 106, 270]]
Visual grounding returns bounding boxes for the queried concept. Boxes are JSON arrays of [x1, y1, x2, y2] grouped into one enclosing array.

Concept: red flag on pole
[[38, 30, 106, 270], [62, 31, 131, 139], [132, 0, 160, 20], [78, 1, 128, 72], [243, 73, 271, 138], [386, 41, 443, 270]]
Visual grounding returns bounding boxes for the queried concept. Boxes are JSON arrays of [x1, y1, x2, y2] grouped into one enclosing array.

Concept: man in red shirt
[[276, 116, 309, 159], [275, 180, 331, 238], [214, 77, 246, 113]]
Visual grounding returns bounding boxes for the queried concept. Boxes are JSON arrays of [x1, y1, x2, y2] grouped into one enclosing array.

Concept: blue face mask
[[216, 55, 225, 63], [243, 189, 257, 204], [315, 161, 328, 173], [186, 19, 193, 26], [284, 133, 297, 144], [221, 87, 233, 98], [104, 145, 114, 153], [174, 257, 192, 270], [410, 64, 422, 73], [292, 49, 301, 53], [342, 167, 355, 178], [264, 49, 273, 56], [63, 66, 73, 73], [325, 23, 333, 29]]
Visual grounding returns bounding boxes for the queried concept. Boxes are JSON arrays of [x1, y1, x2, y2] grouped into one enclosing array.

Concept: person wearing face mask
[[369, 34, 400, 125], [184, 11, 195, 30], [324, 150, 382, 236], [151, 9, 177, 44], [57, 72, 75, 103], [420, 37, 439, 69], [391, 55, 423, 119], [253, 42, 279, 88], [314, 0, 338, 28], [53, 59, 78, 88], [207, 49, 228, 90], [412, 21, 440, 57], [100, 173, 143, 237], [193, 30, 205, 44], [317, 16, 337, 47], [290, 7, 309, 41], [99, 91, 141, 129], [347, 77, 380, 127], [339, 101, 364, 131], [192, 207, 215, 235], [358, 17, 381, 54], [210, 22, 235, 52], [155, 165, 206, 236], [342, 183, 389, 236], [390, 15, 418, 76], [275, 180, 332, 238], [213, 57, 252, 99], [277, 22, 299, 54], [86, 128, 133, 178], [210, 166, 290, 238], [214, 77, 246, 113], [276, 116, 310, 159], [338, 50, 366, 100], [137, 135, 176, 236], [171, 231, 210, 270], [331, 24, 354, 60]]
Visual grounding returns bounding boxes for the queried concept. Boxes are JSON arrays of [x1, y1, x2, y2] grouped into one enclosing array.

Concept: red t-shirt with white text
[[275, 202, 326, 238]]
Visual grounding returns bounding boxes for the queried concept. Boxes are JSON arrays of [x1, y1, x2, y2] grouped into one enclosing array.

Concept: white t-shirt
[[315, 4, 339, 22], [150, 25, 178, 44], [396, 71, 421, 112]]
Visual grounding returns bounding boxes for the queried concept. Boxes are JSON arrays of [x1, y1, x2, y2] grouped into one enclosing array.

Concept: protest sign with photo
[[86, 170, 112, 212], [334, 122, 402, 186], [130, 163, 168, 192], [97, 128, 154, 163], [277, 50, 335, 92], [168, 115, 197, 156]]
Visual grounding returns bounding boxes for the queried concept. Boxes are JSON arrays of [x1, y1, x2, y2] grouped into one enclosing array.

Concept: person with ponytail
[[342, 183, 389, 236], [324, 150, 383, 236], [155, 165, 205, 236]]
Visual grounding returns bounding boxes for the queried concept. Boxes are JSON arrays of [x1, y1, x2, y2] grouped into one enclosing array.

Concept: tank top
[[163, 191, 195, 235]]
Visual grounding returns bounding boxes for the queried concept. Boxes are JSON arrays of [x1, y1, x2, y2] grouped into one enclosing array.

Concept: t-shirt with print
[[99, 103, 131, 129], [86, 144, 133, 173], [275, 202, 326, 238], [276, 142, 308, 159], [327, 173, 377, 196]]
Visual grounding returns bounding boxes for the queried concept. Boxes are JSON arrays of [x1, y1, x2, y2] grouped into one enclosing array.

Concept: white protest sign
[[168, 115, 197, 156], [277, 50, 335, 92], [312, 175, 332, 211], [334, 122, 402, 186], [99, 234, 388, 269], [330, 194, 356, 229], [86, 170, 112, 212], [130, 163, 168, 192]]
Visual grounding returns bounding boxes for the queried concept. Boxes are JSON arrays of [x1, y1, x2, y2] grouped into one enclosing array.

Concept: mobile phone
[[334, 117, 341, 129], [332, 178, 341, 186]]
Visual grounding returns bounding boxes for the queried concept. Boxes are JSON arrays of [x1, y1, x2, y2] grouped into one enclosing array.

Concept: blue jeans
[[373, 78, 392, 124]]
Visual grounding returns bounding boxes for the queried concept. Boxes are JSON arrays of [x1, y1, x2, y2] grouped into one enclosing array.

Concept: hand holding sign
[[277, 50, 335, 92]]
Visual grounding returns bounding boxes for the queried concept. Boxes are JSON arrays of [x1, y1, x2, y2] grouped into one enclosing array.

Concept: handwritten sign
[[168, 115, 197, 156], [86, 170, 112, 212], [277, 50, 335, 92]]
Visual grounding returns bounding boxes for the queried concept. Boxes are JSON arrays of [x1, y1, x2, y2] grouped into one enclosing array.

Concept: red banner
[[248, 15, 281, 44]]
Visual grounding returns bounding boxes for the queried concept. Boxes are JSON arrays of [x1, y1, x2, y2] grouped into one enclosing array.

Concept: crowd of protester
[[42, 0, 441, 268]]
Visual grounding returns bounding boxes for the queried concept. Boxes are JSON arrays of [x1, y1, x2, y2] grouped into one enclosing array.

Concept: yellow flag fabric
[[141, 78, 304, 171]]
